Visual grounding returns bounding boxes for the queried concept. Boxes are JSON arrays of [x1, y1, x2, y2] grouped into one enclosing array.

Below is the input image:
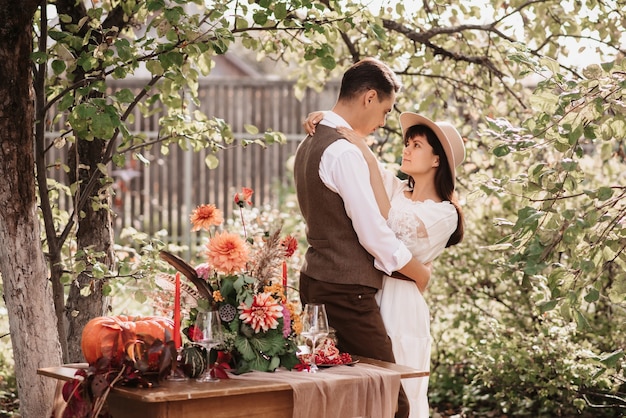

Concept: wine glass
[[300, 303, 329, 373], [193, 310, 223, 382]]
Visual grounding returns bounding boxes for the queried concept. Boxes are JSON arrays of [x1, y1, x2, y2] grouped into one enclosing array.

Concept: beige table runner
[[228, 363, 401, 418]]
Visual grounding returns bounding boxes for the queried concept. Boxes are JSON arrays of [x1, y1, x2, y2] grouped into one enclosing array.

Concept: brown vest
[[294, 124, 383, 289]]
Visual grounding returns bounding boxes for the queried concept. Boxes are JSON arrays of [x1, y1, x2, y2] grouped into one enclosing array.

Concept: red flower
[[234, 187, 254, 208], [188, 325, 203, 342], [280, 235, 298, 257]]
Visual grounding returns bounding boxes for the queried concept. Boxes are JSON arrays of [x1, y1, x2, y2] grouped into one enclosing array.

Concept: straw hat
[[399, 112, 465, 180]]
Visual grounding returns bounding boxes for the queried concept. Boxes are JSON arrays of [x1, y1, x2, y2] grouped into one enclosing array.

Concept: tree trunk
[[53, 0, 119, 363], [65, 138, 115, 362], [0, 2, 64, 417]]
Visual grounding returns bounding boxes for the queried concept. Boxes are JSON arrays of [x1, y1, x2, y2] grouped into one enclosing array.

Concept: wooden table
[[39, 358, 428, 418]]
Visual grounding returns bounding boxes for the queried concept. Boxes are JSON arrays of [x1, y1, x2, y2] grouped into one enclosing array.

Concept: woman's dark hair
[[338, 58, 402, 102], [404, 124, 464, 247]]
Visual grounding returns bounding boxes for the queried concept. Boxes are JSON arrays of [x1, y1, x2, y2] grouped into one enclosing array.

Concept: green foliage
[[427, 50, 626, 416], [470, 320, 620, 416], [485, 56, 626, 316], [431, 317, 623, 417]]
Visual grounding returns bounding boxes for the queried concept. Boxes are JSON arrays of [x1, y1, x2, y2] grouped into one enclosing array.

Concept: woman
[[304, 111, 465, 417]]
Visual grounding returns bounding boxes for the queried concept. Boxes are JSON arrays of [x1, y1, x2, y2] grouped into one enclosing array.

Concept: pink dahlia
[[238, 292, 283, 333], [195, 262, 213, 281]]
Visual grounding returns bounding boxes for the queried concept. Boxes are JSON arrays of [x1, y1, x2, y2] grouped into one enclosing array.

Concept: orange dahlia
[[238, 292, 284, 333], [205, 231, 249, 274], [190, 204, 224, 231]]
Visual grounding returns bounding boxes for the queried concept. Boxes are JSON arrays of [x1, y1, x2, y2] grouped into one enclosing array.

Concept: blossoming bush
[[162, 188, 301, 374]]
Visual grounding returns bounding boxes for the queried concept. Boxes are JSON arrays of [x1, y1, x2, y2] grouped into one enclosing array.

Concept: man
[[294, 57, 430, 418]]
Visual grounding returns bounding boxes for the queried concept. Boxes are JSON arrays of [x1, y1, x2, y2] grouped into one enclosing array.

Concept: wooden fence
[[46, 77, 339, 250]]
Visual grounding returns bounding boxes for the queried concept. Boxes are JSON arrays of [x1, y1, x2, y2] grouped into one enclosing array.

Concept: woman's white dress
[[376, 172, 458, 418]]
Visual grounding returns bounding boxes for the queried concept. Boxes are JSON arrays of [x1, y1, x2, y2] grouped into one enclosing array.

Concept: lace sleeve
[[386, 205, 431, 260]]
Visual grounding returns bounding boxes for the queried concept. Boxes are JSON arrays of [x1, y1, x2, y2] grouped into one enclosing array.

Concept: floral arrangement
[[160, 187, 302, 375]]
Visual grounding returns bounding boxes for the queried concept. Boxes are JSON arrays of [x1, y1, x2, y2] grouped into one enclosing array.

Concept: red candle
[[282, 261, 288, 288], [173, 272, 182, 349]]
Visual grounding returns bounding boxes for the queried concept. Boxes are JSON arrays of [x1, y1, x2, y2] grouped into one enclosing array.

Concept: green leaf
[[235, 17, 249, 29], [147, 0, 166, 11], [539, 56, 560, 75], [371, 23, 386, 41], [204, 154, 219, 169], [92, 262, 106, 279], [529, 91, 559, 113], [51, 59, 67, 75], [514, 206, 543, 232], [115, 38, 133, 61], [493, 144, 510, 157], [268, 355, 280, 371], [91, 113, 115, 137], [598, 350, 625, 368], [219, 278, 236, 302], [59, 94, 74, 111], [58, 13, 73, 23], [574, 309, 590, 329], [135, 290, 148, 304], [197, 52, 214, 76], [538, 299, 558, 313], [560, 158, 577, 171], [274, 2, 288, 20], [31, 51, 47, 64], [74, 260, 87, 275], [146, 60, 165, 76], [244, 124, 259, 135], [77, 54, 97, 72], [584, 288, 600, 303], [320, 55, 336, 70], [75, 103, 97, 118], [102, 283, 112, 296], [160, 51, 184, 69], [118, 262, 132, 276], [114, 88, 136, 104], [597, 187, 614, 201], [234, 336, 256, 361], [253, 12, 268, 25]]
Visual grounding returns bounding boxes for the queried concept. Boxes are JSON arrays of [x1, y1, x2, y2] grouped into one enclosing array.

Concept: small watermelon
[[180, 344, 207, 378]]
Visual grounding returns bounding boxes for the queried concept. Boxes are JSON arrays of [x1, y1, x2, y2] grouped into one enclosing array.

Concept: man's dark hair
[[338, 58, 402, 101]]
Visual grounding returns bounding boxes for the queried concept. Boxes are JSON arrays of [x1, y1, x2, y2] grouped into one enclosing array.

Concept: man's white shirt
[[317, 111, 413, 275]]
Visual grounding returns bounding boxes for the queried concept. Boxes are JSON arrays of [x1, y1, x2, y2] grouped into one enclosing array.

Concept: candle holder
[[168, 347, 188, 381]]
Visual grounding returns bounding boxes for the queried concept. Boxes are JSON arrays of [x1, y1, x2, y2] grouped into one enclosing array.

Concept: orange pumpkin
[[81, 315, 174, 365]]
